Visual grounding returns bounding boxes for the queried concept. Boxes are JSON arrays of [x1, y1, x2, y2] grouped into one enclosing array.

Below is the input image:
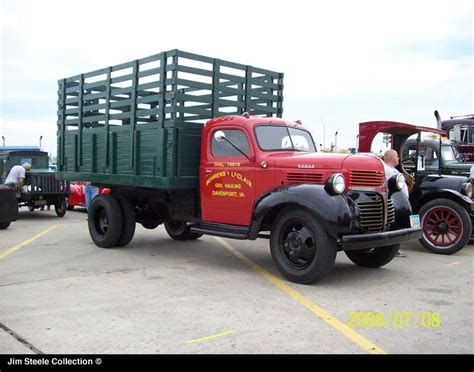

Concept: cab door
[[201, 127, 256, 226]]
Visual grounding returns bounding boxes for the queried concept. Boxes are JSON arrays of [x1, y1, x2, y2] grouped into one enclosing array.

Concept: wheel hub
[[98, 211, 109, 233], [280, 221, 316, 268], [436, 222, 449, 234], [285, 232, 303, 257]]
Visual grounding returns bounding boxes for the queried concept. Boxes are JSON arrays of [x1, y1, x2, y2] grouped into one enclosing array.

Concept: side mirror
[[214, 131, 226, 142]]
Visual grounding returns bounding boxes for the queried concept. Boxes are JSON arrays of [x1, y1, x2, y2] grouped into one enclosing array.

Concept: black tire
[[0, 222, 10, 230], [88, 195, 123, 248], [164, 220, 202, 240], [115, 196, 136, 247], [141, 219, 161, 230], [55, 197, 67, 217], [67, 204, 74, 211], [28, 206, 35, 212], [419, 198, 471, 255], [270, 207, 337, 284], [345, 244, 400, 268]]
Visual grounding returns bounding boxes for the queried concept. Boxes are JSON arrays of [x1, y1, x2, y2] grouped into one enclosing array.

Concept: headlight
[[461, 182, 472, 198], [396, 173, 406, 190], [388, 173, 405, 192], [325, 173, 345, 195]]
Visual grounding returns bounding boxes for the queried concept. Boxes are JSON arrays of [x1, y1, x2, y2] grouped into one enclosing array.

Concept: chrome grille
[[286, 172, 323, 184], [356, 194, 384, 232], [350, 169, 385, 187], [355, 193, 395, 232], [387, 198, 395, 228]]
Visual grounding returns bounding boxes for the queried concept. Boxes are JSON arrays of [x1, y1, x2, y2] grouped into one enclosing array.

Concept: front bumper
[[340, 227, 422, 251]]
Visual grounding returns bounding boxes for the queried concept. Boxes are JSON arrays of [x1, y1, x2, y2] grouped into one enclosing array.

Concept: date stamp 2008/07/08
[[347, 311, 441, 329]]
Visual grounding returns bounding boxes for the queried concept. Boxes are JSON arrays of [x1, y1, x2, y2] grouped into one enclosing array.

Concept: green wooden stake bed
[[57, 49, 283, 189]]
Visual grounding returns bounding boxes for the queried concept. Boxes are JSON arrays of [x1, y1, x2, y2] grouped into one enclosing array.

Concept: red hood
[[270, 152, 383, 171], [268, 152, 386, 187]]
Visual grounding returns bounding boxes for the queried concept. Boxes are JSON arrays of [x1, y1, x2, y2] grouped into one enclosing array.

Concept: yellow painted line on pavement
[[458, 251, 474, 257], [0, 225, 58, 261], [446, 261, 460, 267], [185, 329, 237, 345], [213, 237, 386, 355]]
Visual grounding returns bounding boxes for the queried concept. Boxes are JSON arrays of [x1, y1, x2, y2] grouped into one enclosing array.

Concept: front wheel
[[55, 197, 67, 217], [270, 208, 336, 284], [419, 198, 471, 255], [345, 244, 400, 268], [164, 220, 202, 240]]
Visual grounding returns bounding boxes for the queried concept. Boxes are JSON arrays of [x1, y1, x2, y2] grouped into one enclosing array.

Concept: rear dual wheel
[[88, 195, 136, 248], [0, 222, 10, 230]]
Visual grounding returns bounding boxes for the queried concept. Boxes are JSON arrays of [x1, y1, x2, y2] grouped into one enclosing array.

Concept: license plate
[[410, 214, 420, 228], [34, 200, 47, 206]]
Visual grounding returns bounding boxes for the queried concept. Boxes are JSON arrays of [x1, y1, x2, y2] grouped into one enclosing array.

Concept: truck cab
[[182, 114, 420, 283], [402, 136, 474, 177]]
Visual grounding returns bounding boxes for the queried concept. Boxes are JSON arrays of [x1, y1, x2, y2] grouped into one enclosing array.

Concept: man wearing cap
[[3, 163, 31, 191]]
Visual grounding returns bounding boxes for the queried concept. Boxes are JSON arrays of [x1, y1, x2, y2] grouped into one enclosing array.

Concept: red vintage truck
[[57, 50, 421, 284]]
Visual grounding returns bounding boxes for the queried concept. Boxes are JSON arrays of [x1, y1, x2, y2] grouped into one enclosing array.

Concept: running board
[[190, 223, 249, 240]]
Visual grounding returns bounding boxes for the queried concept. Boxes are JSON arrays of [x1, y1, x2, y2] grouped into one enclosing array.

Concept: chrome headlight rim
[[325, 173, 345, 195], [395, 173, 406, 191], [461, 182, 473, 198], [388, 173, 405, 192]]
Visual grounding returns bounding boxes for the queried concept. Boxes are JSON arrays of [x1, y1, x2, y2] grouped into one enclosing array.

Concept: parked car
[[359, 120, 473, 254], [67, 182, 110, 210]]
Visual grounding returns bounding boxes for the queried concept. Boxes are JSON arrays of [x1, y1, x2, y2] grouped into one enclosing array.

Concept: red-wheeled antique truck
[[56, 50, 421, 284]]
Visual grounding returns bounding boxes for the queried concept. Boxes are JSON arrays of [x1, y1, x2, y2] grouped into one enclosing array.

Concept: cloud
[[1, 0, 472, 152]]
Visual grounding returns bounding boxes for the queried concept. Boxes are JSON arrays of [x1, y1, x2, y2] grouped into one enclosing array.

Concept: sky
[[1, 0, 472, 158]]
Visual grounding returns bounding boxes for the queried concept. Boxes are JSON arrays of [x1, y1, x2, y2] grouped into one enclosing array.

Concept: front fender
[[391, 191, 413, 228], [250, 184, 353, 240], [413, 189, 472, 213]]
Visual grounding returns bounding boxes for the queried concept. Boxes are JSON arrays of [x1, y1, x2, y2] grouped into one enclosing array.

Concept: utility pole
[[334, 131, 338, 152], [320, 118, 326, 150]]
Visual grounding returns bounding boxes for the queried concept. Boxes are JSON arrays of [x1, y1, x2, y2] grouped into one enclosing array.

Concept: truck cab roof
[[205, 115, 301, 130]]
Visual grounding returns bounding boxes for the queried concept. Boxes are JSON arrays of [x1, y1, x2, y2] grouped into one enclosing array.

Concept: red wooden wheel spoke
[[445, 233, 455, 244]]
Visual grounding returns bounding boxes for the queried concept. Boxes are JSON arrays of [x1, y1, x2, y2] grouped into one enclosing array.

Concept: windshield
[[441, 145, 461, 162], [255, 125, 316, 152]]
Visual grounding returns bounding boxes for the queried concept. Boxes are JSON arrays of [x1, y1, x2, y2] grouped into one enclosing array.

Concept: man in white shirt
[[383, 150, 408, 257], [3, 163, 31, 190], [383, 149, 409, 198]]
